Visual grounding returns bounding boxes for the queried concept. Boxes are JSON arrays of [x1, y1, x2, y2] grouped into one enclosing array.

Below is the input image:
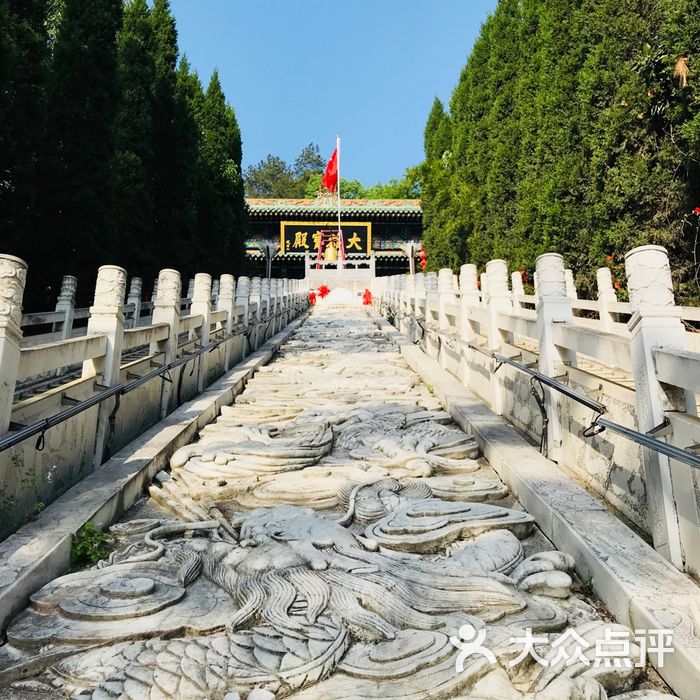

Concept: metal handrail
[[494, 353, 607, 414], [493, 353, 700, 471], [0, 327, 249, 454]]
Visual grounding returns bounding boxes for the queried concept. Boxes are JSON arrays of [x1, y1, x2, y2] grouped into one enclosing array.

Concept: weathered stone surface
[[0, 308, 674, 699]]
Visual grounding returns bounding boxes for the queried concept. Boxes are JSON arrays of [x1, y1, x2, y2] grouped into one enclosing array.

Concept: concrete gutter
[[374, 315, 700, 700], [0, 314, 307, 633]]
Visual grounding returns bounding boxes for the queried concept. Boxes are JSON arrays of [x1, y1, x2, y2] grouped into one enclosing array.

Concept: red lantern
[[418, 246, 427, 270], [419, 259, 427, 269], [317, 284, 330, 299], [309, 291, 317, 305]]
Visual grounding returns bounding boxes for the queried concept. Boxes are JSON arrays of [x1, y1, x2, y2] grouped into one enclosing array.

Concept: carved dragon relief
[[0, 309, 676, 699]]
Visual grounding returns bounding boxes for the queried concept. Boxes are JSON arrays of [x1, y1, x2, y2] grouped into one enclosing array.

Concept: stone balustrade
[[0, 254, 307, 538], [374, 244, 700, 580]]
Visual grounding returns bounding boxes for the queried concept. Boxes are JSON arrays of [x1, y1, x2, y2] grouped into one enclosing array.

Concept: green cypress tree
[[0, 0, 49, 290], [150, 0, 197, 274], [40, 0, 122, 302], [197, 70, 246, 275], [174, 56, 205, 280], [112, 0, 156, 277]]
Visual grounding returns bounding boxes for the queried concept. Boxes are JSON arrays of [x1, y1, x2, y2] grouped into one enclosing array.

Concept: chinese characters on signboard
[[280, 221, 372, 255]]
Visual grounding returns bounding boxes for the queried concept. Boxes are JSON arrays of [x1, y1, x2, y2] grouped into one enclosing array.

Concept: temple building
[[245, 196, 422, 278]]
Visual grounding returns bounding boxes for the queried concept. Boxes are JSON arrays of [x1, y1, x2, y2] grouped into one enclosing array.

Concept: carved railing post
[[151, 278, 158, 305], [0, 255, 27, 434], [235, 276, 250, 329], [425, 272, 439, 358], [511, 271, 525, 311], [211, 278, 220, 306], [596, 267, 618, 332], [217, 274, 235, 371], [278, 279, 287, 326], [459, 264, 479, 388], [261, 278, 271, 339], [82, 265, 127, 465], [485, 260, 511, 415], [53, 275, 77, 340], [401, 274, 415, 336], [438, 268, 456, 369], [126, 277, 142, 329], [413, 272, 425, 343], [185, 279, 194, 314], [625, 245, 687, 569], [564, 269, 578, 300], [150, 269, 181, 417], [249, 277, 262, 349], [191, 273, 212, 393], [535, 253, 575, 462]]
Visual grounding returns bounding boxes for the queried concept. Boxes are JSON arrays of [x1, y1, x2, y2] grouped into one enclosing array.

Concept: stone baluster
[[413, 273, 425, 344], [235, 276, 251, 330], [217, 274, 236, 371], [535, 253, 575, 462], [438, 268, 457, 369], [211, 278, 220, 305], [249, 277, 262, 349], [396, 276, 406, 331], [564, 269, 578, 300], [425, 272, 439, 357], [438, 269, 456, 330], [596, 267, 618, 332], [459, 264, 479, 387], [401, 274, 416, 336], [53, 275, 77, 340], [126, 277, 142, 329], [533, 271, 540, 303], [82, 265, 127, 465], [279, 279, 288, 326], [485, 260, 512, 415], [625, 245, 689, 569], [261, 278, 271, 337], [479, 272, 489, 304], [511, 271, 525, 311], [186, 278, 195, 301], [151, 278, 158, 304], [191, 273, 212, 393], [0, 255, 27, 433], [150, 269, 181, 417]]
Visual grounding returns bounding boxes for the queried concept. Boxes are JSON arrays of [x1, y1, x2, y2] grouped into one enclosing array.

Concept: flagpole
[[336, 135, 343, 266], [335, 136, 344, 258]]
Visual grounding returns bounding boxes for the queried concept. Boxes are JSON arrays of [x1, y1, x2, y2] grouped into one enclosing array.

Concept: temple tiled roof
[[246, 198, 422, 218]]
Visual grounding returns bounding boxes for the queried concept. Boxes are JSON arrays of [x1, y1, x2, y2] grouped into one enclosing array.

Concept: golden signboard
[[280, 221, 372, 255]]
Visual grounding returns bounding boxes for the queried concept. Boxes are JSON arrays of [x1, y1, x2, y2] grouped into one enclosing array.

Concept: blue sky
[[170, 0, 497, 186]]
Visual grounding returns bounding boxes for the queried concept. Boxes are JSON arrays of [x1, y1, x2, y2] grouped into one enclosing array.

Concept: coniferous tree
[[0, 0, 49, 274], [150, 0, 197, 274], [421, 0, 700, 302], [197, 70, 246, 275], [112, 0, 156, 276], [39, 0, 122, 304]]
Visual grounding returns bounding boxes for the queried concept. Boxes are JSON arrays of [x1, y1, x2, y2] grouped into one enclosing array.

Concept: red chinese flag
[[322, 147, 339, 193]]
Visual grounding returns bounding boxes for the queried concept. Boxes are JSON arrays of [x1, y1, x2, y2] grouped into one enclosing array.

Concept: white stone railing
[[373, 245, 700, 580], [0, 254, 308, 537]]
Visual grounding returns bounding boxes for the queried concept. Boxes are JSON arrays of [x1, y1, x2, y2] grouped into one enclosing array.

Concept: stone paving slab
[[0, 315, 307, 634], [373, 314, 700, 700]]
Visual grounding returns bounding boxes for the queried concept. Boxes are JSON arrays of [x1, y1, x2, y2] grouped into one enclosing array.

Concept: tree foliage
[[245, 143, 420, 200], [0, 0, 246, 308], [421, 0, 700, 302]]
